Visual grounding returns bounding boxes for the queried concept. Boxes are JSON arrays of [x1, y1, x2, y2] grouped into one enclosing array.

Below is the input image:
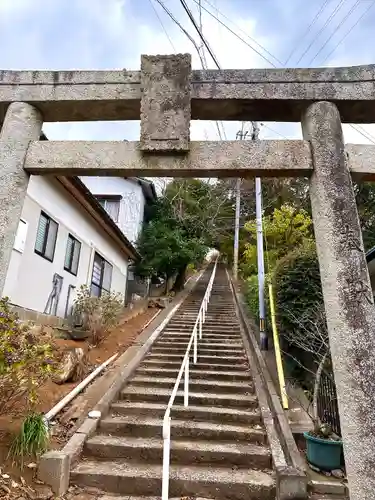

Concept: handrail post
[[184, 358, 189, 407], [193, 326, 198, 364], [162, 416, 171, 500], [199, 312, 203, 340]]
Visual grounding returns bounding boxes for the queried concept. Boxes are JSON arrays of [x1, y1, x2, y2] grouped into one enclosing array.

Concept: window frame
[[90, 252, 113, 297], [64, 233, 82, 276], [34, 211, 58, 262], [95, 195, 121, 223]]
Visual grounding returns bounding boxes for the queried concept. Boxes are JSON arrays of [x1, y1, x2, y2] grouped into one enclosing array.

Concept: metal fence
[[317, 369, 341, 437]]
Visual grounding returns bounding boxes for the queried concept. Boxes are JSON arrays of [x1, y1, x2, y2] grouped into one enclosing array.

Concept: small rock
[[331, 468, 345, 479], [27, 463, 37, 469], [307, 462, 321, 473], [2, 473, 10, 479], [88, 410, 101, 419], [53, 347, 85, 384]]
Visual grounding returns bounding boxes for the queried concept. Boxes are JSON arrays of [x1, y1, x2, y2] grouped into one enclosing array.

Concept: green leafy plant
[[9, 413, 49, 466], [272, 240, 322, 340], [73, 286, 124, 345], [0, 297, 55, 416], [242, 204, 313, 277]]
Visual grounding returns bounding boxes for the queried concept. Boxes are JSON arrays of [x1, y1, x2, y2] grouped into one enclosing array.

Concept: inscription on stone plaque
[[140, 54, 191, 152]]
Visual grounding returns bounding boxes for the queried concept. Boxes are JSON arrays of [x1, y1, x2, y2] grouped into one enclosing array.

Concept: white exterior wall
[[3, 176, 128, 318], [81, 177, 145, 243]]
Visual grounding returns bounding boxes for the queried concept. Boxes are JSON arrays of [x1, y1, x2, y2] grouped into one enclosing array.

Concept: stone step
[[155, 340, 243, 349], [160, 333, 243, 342], [140, 359, 249, 371], [308, 497, 348, 500], [151, 346, 244, 356], [130, 376, 255, 394], [135, 366, 253, 381], [110, 401, 262, 425], [159, 334, 243, 343], [120, 386, 256, 408], [85, 435, 272, 469], [146, 353, 247, 366], [71, 460, 275, 499], [166, 321, 240, 328], [100, 415, 266, 443]]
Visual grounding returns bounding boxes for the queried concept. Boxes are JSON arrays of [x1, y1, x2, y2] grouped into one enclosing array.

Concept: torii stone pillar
[[302, 101, 375, 500], [0, 102, 43, 295]]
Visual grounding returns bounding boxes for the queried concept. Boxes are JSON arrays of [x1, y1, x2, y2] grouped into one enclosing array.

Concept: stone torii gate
[[1, 54, 375, 499]]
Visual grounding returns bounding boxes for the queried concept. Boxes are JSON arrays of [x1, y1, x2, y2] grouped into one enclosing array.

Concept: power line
[[284, 0, 331, 65], [153, 0, 225, 141], [349, 124, 375, 145], [296, 0, 347, 65], [260, 123, 289, 140], [149, 0, 177, 52], [179, 0, 221, 69], [191, 0, 282, 66], [153, 0, 205, 65], [307, 0, 361, 66], [321, 0, 375, 64], [176, 0, 227, 139]]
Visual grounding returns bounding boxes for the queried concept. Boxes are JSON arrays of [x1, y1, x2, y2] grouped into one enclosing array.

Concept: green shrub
[[73, 285, 124, 345], [0, 297, 55, 416], [9, 413, 49, 465], [272, 241, 323, 339], [245, 274, 270, 323]]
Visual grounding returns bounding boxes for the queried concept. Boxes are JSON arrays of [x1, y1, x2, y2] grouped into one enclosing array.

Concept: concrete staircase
[[70, 265, 276, 499]]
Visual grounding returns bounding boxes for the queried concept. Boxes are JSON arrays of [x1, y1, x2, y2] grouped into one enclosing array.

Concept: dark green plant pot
[[304, 432, 343, 471]]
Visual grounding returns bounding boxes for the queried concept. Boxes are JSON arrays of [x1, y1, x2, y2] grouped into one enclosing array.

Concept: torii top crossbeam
[[1, 56, 375, 123]]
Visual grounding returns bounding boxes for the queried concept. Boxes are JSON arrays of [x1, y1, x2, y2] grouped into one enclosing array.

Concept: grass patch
[[8, 413, 49, 466]]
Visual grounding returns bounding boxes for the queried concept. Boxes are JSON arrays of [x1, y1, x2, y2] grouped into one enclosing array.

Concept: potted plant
[[283, 302, 343, 472], [303, 351, 343, 471]]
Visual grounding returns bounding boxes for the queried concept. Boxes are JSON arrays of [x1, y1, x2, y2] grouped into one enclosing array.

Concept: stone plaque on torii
[[1, 54, 375, 499]]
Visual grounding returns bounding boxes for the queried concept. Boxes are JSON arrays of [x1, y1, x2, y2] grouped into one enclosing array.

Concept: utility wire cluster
[[149, 0, 375, 144]]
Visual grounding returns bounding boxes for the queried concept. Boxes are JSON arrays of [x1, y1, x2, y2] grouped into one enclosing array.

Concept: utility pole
[[252, 122, 268, 351], [233, 128, 248, 279]]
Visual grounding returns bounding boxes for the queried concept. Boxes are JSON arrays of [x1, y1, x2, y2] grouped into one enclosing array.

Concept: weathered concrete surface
[[24, 138, 375, 180], [25, 139, 313, 177], [345, 143, 375, 181], [302, 101, 375, 500], [0, 102, 43, 295], [140, 54, 191, 151], [38, 450, 70, 496], [1, 63, 375, 122]]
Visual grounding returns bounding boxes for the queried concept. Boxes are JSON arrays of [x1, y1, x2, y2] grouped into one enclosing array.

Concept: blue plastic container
[[304, 431, 343, 471]]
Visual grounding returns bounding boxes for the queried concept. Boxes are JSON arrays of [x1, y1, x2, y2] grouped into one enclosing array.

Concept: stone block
[[38, 450, 70, 496], [277, 466, 307, 499], [140, 54, 191, 152], [63, 432, 86, 465], [76, 417, 99, 437]]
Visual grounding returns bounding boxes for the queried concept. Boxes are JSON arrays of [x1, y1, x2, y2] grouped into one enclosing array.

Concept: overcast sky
[[0, 0, 374, 144]]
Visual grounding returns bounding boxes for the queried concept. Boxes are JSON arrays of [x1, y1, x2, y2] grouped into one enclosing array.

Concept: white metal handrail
[[161, 259, 218, 500]]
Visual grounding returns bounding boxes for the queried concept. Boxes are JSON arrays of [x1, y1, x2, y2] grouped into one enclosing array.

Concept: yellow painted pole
[[268, 283, 289, 410]]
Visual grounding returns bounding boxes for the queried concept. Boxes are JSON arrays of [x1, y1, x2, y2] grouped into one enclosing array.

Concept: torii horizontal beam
[[24, 139, 375, 181], [1, 63, 375, 123]]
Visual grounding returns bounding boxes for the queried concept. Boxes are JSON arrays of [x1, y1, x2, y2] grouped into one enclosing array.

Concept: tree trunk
[[164, 275, 170, 295], [173, 266, 187, 292]]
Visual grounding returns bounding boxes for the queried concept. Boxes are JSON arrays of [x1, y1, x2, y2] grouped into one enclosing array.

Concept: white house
[[81, 177, 157, 244], [2, 174, 139, 319]]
